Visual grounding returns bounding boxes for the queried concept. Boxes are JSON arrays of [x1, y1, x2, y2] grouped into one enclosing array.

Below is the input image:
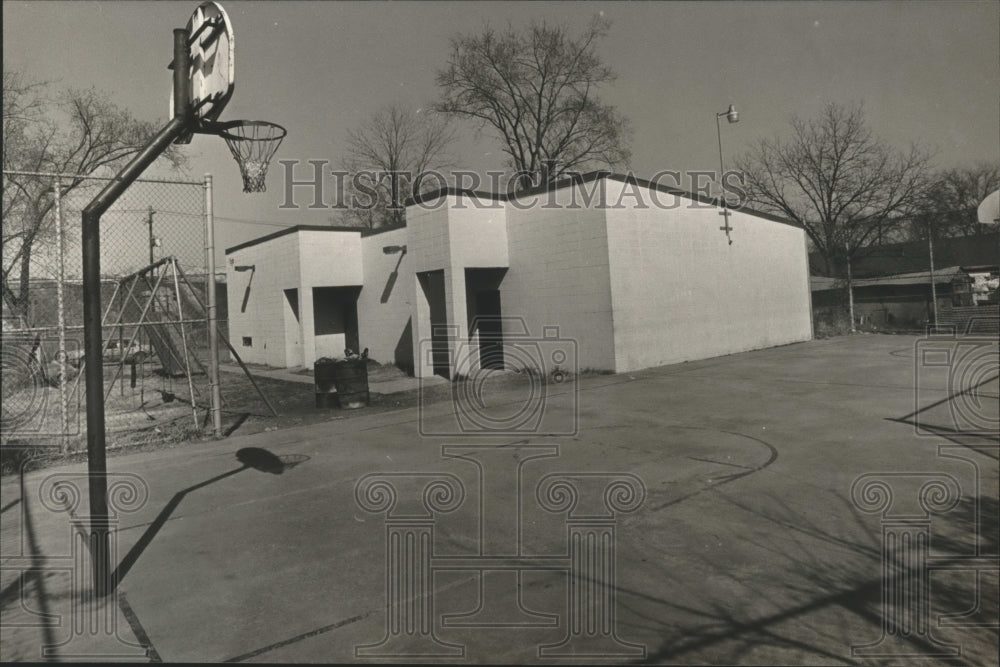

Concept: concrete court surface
[[1, 334, 997, 664]]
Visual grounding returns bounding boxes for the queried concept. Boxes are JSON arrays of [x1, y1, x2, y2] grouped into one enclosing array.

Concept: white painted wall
[[358, 226, 414, 370], [297, 230, 363, 366], [447, 194, 509, 269], [501, 180, 616, 373], [230, 175, 811, 378], [603, 178, 813, 372], [225, 228, 364, 368], [403, 199, 451, 377], [226, 233, 301, 367]]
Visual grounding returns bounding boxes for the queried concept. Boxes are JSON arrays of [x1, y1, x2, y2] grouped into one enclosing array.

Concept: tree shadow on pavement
[[619, 485, 997, 666]]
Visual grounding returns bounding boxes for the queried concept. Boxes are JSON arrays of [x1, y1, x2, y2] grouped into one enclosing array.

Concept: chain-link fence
[[1, 170, 261, 456]]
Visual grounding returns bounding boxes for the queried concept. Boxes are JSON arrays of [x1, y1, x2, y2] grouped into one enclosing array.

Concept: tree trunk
[[16, 242, 33, 323]]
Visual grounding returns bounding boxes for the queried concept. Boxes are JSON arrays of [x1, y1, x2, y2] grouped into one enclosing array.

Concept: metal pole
[[170, 259, 200, 429], [846, 243, 856, 333], [53, 177, 69, 453], [118, 289, 125, 397], [716, 112, 733, 245], [716, 114, 725, 188], [204, 175, 223, 437], [148, 206, 155, 266], [80, 27, 191, 597], [928, 232, 938, 328]]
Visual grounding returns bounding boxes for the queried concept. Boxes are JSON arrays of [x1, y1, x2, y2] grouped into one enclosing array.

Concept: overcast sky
[[4, 1, 998, 253]]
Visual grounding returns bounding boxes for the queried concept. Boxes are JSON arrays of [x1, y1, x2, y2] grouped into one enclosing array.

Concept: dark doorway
[[313, 286, 361, 358], [466, 268, 508, 371], [418, 270, 450, 378], [475, 290, 504, 369]]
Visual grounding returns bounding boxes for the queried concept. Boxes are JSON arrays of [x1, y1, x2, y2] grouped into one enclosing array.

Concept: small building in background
[[811, 265, 999, 332], [226, 172, 814, 377]]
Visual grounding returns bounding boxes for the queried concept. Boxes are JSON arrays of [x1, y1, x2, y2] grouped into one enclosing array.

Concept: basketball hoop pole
[[80, 27, 193, 597]]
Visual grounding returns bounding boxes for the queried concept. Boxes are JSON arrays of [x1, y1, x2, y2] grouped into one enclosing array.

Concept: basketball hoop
[[214, 120, 287, 193]]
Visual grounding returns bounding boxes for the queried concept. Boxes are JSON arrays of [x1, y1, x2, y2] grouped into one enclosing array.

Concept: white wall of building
[[445, 195, 508, 376], [603, 178, 813, 372], [226, 232, 301, 367], [296, 230, 363, 366], [226, 228, 363, 368], [501, 181, 617, 373], [228, 174, 811, 377], [358, 226, 414, 371]]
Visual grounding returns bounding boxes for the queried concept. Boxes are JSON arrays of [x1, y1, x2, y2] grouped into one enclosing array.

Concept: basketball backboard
[[172, 1, 234, 143]]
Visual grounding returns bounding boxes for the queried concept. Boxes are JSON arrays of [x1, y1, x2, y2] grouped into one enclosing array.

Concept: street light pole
[[715, 104, 739, 245], [147, 205, 155, 266]]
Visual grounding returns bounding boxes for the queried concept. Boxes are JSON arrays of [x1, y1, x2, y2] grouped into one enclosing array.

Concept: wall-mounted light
[[715, 103, 740, 245], [234, 264, 256, 272], [382, 245, 407, 255]]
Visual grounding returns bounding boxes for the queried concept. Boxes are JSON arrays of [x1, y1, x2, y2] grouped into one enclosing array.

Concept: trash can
[[314, 357, 370, 409], [314, 358, 338, 408]]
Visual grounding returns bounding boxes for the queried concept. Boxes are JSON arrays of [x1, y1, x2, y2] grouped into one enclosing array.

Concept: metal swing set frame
[[68, 256, 277, 432]]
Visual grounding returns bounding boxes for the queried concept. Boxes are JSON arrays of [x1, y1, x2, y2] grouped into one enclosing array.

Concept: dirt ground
[[1, 362, 540, 474]]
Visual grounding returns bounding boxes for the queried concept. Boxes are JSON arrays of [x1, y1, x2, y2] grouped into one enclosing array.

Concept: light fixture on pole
[[715, 104, 739, 245]]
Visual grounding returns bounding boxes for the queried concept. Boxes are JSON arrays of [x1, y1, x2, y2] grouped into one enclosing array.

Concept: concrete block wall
[[358, 226, 415, 370], [501, 181, 616, 372], [296, 230, 363, 366], [226, 233, 301, 367], [404, 199, 452, 378], [406, 197, 453, 274], [226, 228, 364, 369], [603, 178, 813, 372], [447, 194, 509, 269], [227, 174, 812, 378], [445, 195, 508, 376]]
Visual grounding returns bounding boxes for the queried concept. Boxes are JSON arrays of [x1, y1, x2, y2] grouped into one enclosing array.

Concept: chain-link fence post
[[205, 174, 223, 437], [3, 168, 275, 454], [53, 176, 70, 453]]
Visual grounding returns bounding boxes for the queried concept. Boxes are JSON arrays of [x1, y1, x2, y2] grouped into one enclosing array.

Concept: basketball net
[[218, 121, 287, 193]]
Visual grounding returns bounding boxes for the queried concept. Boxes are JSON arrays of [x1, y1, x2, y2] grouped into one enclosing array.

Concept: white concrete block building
[[225, 172, 813, 377]]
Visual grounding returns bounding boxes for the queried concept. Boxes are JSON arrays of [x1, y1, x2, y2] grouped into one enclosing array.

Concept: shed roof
[[811, 266, 969, 292]]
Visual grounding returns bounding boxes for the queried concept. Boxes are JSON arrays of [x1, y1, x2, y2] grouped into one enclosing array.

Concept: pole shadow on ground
[[111, 447, 309, 591]]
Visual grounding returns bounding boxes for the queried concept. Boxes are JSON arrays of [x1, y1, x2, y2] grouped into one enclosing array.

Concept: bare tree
[[335, 104, 454, 229], [435, 16, 631, 191], [2, 68, 185, 321], [736, 103, 932, 277], [909, 162, 1000, 240]]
